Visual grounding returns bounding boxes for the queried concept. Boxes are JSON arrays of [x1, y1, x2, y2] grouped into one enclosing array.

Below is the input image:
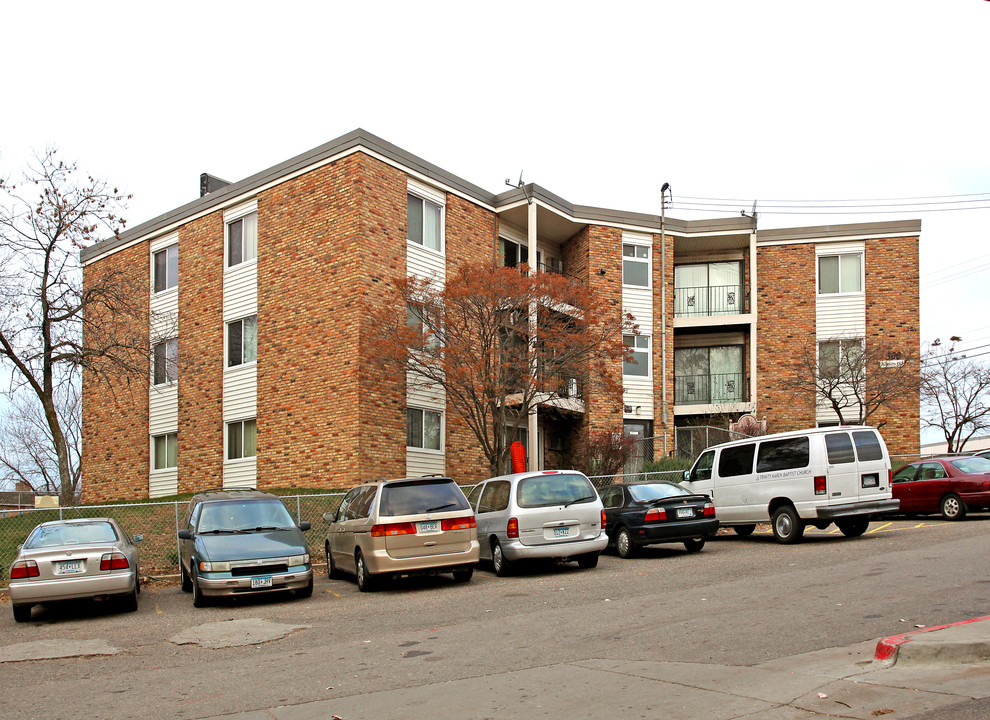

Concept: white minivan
[[682, 426, 899, 543]]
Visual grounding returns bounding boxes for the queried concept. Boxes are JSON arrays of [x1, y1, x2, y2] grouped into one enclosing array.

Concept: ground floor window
[[152, 432, 177, 470], [227, 419, 257, 460], [407, 408, 442, 450]]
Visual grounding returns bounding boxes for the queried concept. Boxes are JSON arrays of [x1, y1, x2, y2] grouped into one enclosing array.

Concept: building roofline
[[81, 129, 921, 263], [757, 219, 922, 243]]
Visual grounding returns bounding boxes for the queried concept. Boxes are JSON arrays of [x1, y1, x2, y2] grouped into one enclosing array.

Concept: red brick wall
[[584, 225, 625, 435], [176, 212, 225, 494], [864, 235, 920, 455], [81, 243, 151, 503], [756, 243, 818, 429], [652, 231, 675, 454]]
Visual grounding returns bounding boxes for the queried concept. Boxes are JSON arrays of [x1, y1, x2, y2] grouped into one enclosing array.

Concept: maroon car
[[891, 457, 990, 520]]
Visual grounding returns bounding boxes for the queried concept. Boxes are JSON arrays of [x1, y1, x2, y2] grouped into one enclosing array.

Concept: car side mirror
[[132, 534, 145, 544], [177, 529, 193, 540], [683, 470, 691, 482], [298, 521, 311, 532], [323, 511, 336, 523]]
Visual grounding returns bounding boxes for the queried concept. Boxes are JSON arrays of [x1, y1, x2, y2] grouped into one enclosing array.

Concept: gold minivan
[[323, 476, 479, 591]]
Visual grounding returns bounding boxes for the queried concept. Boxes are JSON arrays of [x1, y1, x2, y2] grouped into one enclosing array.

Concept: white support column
[[749, 231, 758, 407], [528, 202, 539, 471]]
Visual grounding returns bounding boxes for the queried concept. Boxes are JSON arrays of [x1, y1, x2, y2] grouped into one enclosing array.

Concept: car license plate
[[676, 508, 695, 519], [862, 473, 879, 488], [57, 559, 83, 574], [418, 521, 439, 534], [250, 576, 273, 589], [553, 526, 571, 538]]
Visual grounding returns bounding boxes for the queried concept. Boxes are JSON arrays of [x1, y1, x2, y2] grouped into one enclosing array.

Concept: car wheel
[[120, 578, 139, 613], [837, 518, 870, 537], [771, 505, 805, 544], [325, 540, 340, 579], [576, 552, 599, 569], [940, 493, 966, 521], [615, 527, 636, 559], [180, 561, 192, 593], [191, 567, 209, 608], [452, 567, 474, 582], [355, 550, 376, 592], [734, 525, 756, 537], [683, 538, 706, 553], [492, 539, 513, 577], [12, 604, 32, 623], [296, 575, 314, 599]]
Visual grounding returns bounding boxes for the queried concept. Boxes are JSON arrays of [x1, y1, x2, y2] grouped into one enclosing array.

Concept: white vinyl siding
[[148, 233, 180, 498], [816, 242, 865, 423], [223, 262, 258, 322], [223, 365, 258, 422], [622, 232, 655, 420]]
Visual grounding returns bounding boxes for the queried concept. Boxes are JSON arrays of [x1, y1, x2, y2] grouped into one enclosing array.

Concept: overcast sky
[[4, 1, 989, 444]]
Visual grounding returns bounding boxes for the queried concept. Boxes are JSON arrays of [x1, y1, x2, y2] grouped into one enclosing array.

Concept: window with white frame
[[227, 419, 257, 460], [153, 338, 178, 385], [818, 338, 863, 380], [406, 303, 439, 349], [407, 408, 442, 451], [818, 253, 862, 294], [153, 432, 178, 470], [622, 243, 651, 287], [227, 316, 257, 367], [153, 245, 178, 292], [623, 334, 651, 377], [407, 193, 442, 252], [227, 212, 258, 268]]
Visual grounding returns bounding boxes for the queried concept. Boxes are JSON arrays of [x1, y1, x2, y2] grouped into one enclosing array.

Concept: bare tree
[[921, 336, 990, 452], [0, 371, 81, 495], [370, 262, 633, 475], [0, 149, 154, 505], [774, 336, 918, 428]]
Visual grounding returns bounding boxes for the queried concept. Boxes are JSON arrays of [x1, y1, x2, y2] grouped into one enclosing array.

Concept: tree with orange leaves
[[370, 262, 634, 475]]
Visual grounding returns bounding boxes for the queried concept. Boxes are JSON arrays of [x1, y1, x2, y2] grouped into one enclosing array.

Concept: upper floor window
[[818, 253, 862, 294], [227, 212, 258, 268], [227, 419, 257, 460], [154, 245, 178, 292], [622, 244, 650, 287], [227, 315, 257, 367], [153, 338, 178, 385], [623, 334, 651, 377], [153, 432, 178, 470], [407, 407, 442, 451], [407, 193, 442, 252]]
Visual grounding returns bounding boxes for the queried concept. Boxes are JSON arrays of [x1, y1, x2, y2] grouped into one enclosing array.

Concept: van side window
[[824, 433, 856, 464], [852, 431, 883, 462], [756, 436, 810, 473], [692, 450, 715, 481], [718, 444, 755, 478]]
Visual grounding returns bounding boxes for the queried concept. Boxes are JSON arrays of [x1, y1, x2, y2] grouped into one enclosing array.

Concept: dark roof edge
[[758, 219, 922, 243]]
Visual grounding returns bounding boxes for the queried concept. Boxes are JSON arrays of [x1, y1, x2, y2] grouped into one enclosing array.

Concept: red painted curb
[[874, 615, 990, 661]]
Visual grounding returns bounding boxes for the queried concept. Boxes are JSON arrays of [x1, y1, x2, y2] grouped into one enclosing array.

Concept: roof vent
[[200, 173, 232, 197]]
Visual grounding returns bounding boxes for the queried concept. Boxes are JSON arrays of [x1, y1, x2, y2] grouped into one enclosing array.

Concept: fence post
[[174, 501, 181, 570], [296, 496, 301, 524]]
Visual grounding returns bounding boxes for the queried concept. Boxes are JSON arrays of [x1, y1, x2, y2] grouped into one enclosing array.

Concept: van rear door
[[850, 429, 891, 503], [822, 431, 860, 507]]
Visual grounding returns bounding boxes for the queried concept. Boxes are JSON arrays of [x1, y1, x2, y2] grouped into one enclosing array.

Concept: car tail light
[[814, 476, 827, 496], [601, 509, 607, 528], [370, 522, 417, 537], [10, 560, 39, 579], [506, 517, 519, 538], [100, 552, 129, 571], [441, 516, 477, 531], [644, 507, 667, 522], [888, 469, 893, 485], [702, 503, 716, 517]]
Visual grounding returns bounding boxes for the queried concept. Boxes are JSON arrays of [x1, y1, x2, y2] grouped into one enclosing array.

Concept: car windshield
[[950, 457, 990, 474], [25, 521, 118, 548], [197, 499, 296, 532], [628, 483, 690, 502], [517, 473, 596, 508], [380, 480, 470, 517]]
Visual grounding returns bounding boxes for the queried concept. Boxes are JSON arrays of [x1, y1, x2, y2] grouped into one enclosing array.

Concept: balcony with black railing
[[674, 284, 748, 318], [674, 372, 748, 405]]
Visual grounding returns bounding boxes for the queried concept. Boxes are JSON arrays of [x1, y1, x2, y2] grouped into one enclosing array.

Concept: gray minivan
[[466, 469, 607, 575], [682, 426, 899, 543]]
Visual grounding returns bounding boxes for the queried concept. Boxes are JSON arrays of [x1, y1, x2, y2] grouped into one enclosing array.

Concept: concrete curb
[[875, 615, 990, 663]]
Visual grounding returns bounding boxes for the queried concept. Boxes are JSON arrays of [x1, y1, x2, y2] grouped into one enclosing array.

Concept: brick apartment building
[[80, 130, 920, 502]]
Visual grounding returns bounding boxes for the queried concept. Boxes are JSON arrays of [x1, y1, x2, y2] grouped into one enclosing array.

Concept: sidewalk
[[205, 617, 990, 720]]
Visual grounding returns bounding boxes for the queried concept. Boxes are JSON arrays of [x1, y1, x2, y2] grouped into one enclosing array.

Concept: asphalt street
[[1, 517, 988, 719]]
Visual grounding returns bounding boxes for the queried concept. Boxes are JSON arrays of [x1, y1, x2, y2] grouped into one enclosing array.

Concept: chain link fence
[[0, 493, 346, 589]]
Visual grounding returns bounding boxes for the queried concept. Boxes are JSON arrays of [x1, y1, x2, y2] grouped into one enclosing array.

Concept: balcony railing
[[674, 284, 748, 317], [674, 372, 748, 405]]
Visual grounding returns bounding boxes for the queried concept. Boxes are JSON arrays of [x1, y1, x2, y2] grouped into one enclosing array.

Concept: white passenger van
[[682, 426, 899, 543]]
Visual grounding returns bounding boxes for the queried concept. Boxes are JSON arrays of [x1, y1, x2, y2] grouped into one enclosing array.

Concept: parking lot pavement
[[744, 518, 948, 538]]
